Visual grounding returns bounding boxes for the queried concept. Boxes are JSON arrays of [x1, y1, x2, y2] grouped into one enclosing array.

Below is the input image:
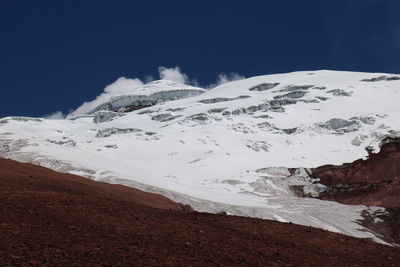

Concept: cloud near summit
[[66, 66, 244, 117], [158, 66, 189, 84], [67, 77, 144, 117]]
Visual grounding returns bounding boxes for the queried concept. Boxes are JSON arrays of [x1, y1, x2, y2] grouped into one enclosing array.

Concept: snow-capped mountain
[[68, 79, 206, 118], [1, 70, 400, 244]]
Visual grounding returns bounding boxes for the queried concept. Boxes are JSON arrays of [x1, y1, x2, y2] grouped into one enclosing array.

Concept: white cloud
[[157, 66, 244, 88], [144, 75, 155, 83], [44, 111, 65, 120], [216, 73, 245, 85], [104, 77, 143, 94], [207, 72, 245, 88], [158, 66, 189, 84]]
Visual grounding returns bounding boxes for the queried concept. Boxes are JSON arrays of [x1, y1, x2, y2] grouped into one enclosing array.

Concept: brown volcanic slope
[[0, 158, 399, 266], [311, 137, 400, 208]]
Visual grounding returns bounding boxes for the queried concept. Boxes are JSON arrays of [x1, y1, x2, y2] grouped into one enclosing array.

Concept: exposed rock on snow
[[198, 95, 250, 104], [317, 118, 360, 133], [275, 84, 314, 92], [93, 111, 125, 124], [151, 113, 174, 121], [315, 96, 329, 101], [269, 99, 297, 107], [361, 75, 400, 82], [269, 106, 285, 112], [249, 82, 280, 91], [207, 107, 227, 113], [188, 113, 209, 121], [245, 140, 271, 152], [95, 127, 142, 138], [273, 91, 307, 99], [327, 89, 352, 97], [282, 128, 297, 134], [46, 139, 77, 146]]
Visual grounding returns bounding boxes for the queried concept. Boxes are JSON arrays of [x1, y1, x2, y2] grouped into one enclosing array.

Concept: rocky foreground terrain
[[1, 158, 399, 266]]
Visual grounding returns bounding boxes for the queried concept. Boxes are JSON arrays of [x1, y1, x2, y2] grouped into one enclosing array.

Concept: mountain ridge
[[1, 70, 400, 245]]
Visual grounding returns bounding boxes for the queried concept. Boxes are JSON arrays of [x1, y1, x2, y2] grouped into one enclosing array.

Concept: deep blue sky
[[1, 0, 399, 117]]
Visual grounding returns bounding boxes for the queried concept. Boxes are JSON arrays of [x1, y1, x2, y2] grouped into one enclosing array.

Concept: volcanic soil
[[1, 158, 399, 266]]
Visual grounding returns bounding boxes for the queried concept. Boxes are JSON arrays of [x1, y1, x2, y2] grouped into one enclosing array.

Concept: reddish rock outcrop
[[311, 138, 400, 208], [310, 137, 400, 245], [0, 158, 399, 266]]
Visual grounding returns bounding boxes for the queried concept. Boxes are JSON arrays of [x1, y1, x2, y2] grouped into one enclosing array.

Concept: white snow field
[[1, 70, 400, 244]]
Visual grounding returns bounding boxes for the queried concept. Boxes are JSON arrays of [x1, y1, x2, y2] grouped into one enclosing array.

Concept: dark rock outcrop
[[310, 138, 400, 245], [249, 83, 280, 91], [310, 138, 400, 208], [361, 75, 400, 82]]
